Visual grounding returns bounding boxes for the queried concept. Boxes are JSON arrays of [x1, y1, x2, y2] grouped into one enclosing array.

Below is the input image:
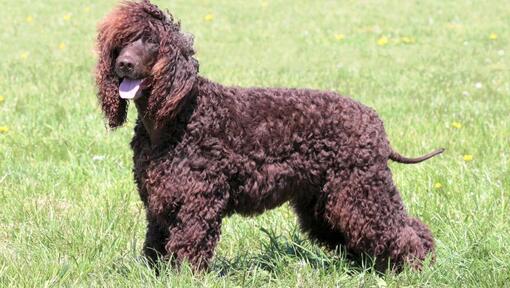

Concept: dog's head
[[96, 0, 198, 129]]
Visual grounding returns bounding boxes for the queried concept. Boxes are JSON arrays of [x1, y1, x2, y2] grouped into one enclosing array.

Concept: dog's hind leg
[[322, 163, 433, 270], [143, 215, 170, 265], [291, 191, 347, 250]]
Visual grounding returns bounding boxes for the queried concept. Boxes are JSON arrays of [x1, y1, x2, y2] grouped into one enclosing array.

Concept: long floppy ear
[[95, 9, 130, 129], [96, 53, 128, 129], [149, 37, 199, 128]]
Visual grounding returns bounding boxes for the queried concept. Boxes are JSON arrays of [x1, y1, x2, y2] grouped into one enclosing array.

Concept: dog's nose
[[117, 58, 134, 72], [115, 56, 137, 78]]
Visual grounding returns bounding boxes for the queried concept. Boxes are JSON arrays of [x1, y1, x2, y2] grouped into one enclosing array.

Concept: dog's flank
[[96, 0, 440, 273]]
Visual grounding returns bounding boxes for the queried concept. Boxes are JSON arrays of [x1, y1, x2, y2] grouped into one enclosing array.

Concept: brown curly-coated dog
[[96, 0, 443, 272]]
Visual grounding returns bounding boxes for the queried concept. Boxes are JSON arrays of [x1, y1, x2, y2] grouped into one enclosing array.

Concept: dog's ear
[[95, 31, 128, 129], [149, 35, 199, 128]]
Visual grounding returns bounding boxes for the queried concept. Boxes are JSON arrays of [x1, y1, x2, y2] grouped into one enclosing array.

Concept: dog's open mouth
[[119, 78, 144, 100]]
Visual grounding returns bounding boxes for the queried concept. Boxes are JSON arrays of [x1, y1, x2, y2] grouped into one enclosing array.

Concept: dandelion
[[20, 52, 29, 60], [434, 182, 443, 189], [26, 16, 33, 23], [63, 13, 72, 21], [452, 121, 462, 129], [489, 32, 498, 40], [377, 36, 389, 46], [58, 42, 66, 50], [335, 34, 345, 41], [400, 36, 416, 44], [446, 23, 463, 30], [474, 82, 482, 89], [204, 13, 214, 22], [0, 95, 4, 103], [0, 126, 9, 133], [463, 154, 473, 162]]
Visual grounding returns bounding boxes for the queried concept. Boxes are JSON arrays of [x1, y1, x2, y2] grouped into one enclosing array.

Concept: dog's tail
[[389, 148, 445, 164]]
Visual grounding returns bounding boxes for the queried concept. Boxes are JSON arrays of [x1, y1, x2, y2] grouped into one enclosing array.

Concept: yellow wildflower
[[84, 6, 91, 13], [59, 42, 66, 50], [26, 16, 33, 23], [63, 13, 72, 21], [400, 36, 415, 44], [452, 121, 462, 129], [377, 36, 389, 46], [20, 52, 29, 60], [434, 183, 443, 189], [489, 33, 498, 40], [446, 23, 463, 30], [0, 95, 4, 103], [463, 154, 473, 162], [0, 126, 9, 133], [204, 14, 214, 22], [335, 34, 345, 41], [358, 26, 375, 33]]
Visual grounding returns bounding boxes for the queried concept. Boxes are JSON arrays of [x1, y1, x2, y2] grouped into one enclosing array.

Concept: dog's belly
[[229, 162, 310, 216]]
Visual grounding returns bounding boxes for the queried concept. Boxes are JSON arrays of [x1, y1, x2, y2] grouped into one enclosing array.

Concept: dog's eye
[[145, 40, 159, 52], [147, 40, 159, 48], [143, 36, 158, 45]]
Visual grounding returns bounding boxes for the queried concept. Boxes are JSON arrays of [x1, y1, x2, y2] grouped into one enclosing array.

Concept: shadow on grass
[[211, 227, 379, 277], [110, 227, 384, 279]]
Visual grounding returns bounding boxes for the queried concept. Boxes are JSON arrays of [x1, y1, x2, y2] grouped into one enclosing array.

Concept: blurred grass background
[[0, 0, 509, 286]]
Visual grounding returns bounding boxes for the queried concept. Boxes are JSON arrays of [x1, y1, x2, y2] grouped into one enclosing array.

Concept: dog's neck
[[134, 94, 161, 146], [133, 82, 200, 147]]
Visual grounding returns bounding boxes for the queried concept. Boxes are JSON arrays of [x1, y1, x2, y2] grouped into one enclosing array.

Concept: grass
[[1, 0, 509, 286]]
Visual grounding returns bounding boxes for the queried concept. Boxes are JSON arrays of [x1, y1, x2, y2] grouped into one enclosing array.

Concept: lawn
[[1, 0, 509, 287]]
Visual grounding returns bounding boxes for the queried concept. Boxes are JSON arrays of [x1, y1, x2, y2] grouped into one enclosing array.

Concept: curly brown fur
[[96, 0, 441, 272]]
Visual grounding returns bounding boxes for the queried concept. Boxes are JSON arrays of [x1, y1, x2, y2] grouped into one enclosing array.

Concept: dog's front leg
[[142, 158, 229, 271], [164, 193, 227, 271]]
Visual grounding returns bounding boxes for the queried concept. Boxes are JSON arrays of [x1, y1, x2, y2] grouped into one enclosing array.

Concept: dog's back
[[180, 77, 392, 214]]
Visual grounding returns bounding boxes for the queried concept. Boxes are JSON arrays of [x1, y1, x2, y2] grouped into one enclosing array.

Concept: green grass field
[[1, 0, 509, 286]]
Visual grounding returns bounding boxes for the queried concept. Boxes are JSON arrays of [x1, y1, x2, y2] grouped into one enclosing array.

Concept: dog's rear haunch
[[96, 0, 442, 272]]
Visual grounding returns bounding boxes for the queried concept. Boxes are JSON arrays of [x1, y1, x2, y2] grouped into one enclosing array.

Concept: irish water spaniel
[[96, 0, 443, 272]]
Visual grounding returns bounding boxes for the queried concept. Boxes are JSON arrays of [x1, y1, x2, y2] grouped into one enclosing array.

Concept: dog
[[95, 0, 443, 272]]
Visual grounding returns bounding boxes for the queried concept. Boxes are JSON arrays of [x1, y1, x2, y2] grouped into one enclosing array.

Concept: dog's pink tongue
[[119, 79, 142, 99]]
